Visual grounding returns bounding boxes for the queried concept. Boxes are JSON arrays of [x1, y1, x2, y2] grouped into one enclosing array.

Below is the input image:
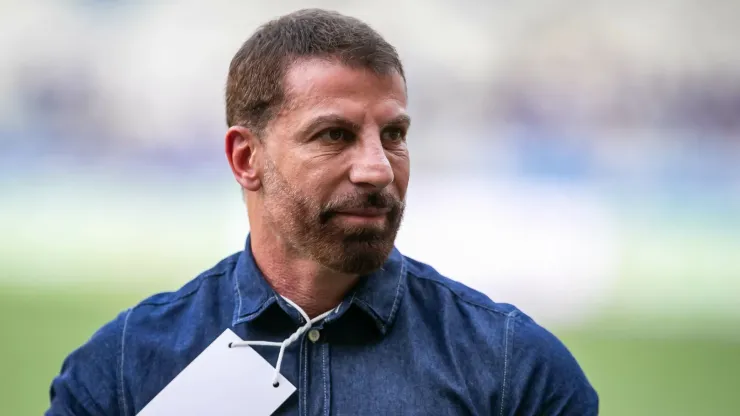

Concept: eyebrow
[[301, 113, 412, 136], [301, 115, 362, 136], [385, 114, 412, 127]]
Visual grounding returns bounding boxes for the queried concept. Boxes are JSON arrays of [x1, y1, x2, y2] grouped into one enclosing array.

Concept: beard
[[260, 157, 405, 275]]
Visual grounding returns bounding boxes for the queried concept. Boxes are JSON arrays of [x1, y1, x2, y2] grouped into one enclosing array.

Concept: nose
[[348, 136, 394, 189]]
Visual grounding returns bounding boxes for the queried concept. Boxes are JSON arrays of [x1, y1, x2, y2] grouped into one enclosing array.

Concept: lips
[[335, 207, 391, 217]]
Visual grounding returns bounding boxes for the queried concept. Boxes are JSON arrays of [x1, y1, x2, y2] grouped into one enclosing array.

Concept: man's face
[[258, 58, 410, 275]]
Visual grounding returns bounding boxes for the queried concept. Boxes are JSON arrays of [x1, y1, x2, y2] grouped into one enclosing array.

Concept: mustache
[[319, 191, 403, 222]]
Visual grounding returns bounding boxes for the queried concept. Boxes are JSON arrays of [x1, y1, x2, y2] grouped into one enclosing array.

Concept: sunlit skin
[[225, 58, 411, 317]]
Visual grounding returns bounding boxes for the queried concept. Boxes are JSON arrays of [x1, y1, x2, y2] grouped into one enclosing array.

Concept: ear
[[225, 126, 263, 192]]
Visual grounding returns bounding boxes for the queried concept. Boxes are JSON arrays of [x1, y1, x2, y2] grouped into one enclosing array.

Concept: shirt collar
[[232, 234, 407, 335]]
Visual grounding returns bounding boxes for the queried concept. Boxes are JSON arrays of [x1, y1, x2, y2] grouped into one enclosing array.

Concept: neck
[[249, 230, 358, 318]]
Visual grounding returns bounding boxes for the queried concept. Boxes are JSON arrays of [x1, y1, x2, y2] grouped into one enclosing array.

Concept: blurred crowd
[[1, 0, 739, 189]]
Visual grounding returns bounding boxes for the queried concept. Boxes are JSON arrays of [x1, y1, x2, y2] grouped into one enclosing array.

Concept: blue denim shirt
[[47, 237, 598, 415]]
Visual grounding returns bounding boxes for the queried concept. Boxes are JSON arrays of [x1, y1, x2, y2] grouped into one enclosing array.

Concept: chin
[[308, 223, 400, 275], [330, 238, 396, 275], [332, 256, 388, 276]]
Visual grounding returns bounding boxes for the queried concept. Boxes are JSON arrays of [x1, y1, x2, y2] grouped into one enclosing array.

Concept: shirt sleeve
[[46, 309, 131, 416], [500, 310, 599, 416]]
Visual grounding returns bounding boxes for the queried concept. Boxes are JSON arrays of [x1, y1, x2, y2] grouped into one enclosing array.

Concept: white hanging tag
[[137, 329, 296, 416]]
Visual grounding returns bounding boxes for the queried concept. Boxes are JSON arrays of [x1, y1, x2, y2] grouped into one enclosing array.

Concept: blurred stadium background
[[1, 0, 739, 415]]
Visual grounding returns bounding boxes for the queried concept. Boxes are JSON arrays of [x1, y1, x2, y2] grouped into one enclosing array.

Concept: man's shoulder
[[131, 252, 241, 312], [79, 252, 241, 347], [46, 252, 245, 415], [402, 254, 519, 319], [402, 254, 570, 351], [79, 252, 240, 352], [402, 254, 598, 412]]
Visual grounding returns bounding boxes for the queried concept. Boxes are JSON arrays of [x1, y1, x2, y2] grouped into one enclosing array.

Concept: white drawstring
[[229, 296, 340, 387]]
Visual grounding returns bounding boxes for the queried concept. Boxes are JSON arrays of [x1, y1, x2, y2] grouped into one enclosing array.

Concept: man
[[47, 9, 598, 416]]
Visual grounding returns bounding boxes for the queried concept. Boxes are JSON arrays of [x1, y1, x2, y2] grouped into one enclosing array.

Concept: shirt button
[[307, 329, 320, 343]]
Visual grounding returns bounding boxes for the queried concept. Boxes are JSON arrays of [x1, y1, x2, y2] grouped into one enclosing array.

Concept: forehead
[[280, 58, 408, 119]]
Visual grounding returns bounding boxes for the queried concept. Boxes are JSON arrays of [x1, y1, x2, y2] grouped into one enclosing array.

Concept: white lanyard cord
[[229, 296, 339, 387]]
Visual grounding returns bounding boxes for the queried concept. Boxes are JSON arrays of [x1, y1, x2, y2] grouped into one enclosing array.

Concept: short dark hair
[[225, 9, 405, 134]]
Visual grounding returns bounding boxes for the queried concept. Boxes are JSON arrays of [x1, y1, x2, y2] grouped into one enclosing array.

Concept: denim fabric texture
[[47, 236, 598, 415]]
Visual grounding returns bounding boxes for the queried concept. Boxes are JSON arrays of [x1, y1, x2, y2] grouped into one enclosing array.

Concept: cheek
[[302, 160, 347, 191], [389, 153, 410, 193]]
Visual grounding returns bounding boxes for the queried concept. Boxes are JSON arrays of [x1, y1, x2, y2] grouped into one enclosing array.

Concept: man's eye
[[382, 127, 406, 142], [320, 128, 354, 142]]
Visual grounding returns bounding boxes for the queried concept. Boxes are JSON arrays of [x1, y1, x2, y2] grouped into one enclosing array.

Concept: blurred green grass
[[1, 285, 739, 416]]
